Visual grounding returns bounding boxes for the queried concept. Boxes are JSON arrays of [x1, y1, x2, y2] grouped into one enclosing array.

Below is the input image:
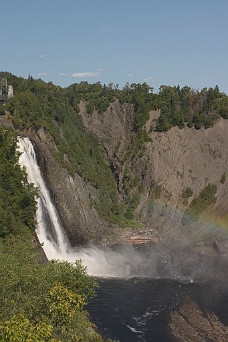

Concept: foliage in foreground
[[0, 126, 114, 341], [0, 236, 103, 342]]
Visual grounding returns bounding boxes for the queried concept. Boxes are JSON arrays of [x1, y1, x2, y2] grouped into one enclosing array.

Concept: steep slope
[[80, 104, 228, 243], [143, 118, 228, 238], [23, 127, 112, 246], [1, 72, 228, 245]]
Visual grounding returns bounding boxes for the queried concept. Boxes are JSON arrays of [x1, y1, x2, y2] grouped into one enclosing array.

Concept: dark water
[[19, 137, 228, 341], [87, 278, 198, 342], [86, 244, 228, 342], [87, 277, 228, 342]]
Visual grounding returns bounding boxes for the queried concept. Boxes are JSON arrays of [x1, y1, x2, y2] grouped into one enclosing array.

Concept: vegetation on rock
[[1, 71, 228, 224], [155, 85, 227, 131], [183, 184, 217, 225], [220, 173, 226, 185]]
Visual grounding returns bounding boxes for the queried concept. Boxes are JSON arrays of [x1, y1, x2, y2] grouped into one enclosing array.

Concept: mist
[[61, 240, 228, 293], [18, 136, 228, 291], [57, 241, 195, 281]]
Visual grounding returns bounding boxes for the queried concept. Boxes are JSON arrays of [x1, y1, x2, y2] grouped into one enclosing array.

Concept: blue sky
[[1, 0, 228, 93]]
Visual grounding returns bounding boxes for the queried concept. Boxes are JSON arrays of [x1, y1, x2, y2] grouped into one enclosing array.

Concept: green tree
[[183, 184, 217, 225], [0, 127, 37, 237], [0, 236, 100, 342], [0, 312, 58, 342], [218, 95, 228, 119], [182, 187, 193, 199]]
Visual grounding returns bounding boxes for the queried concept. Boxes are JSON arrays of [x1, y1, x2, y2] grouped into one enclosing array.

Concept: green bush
[[183, 184, 217, 225], [182, 187, 193, 199], [153, 185, 162, 200], [0, 236, 100, 342]]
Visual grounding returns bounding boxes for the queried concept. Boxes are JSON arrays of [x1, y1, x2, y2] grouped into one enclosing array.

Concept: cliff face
[[19, 101, 228, 245], [80, 102, 228, 242], [24, 127, 110, 246], [142, 118, 228, 240], [169, 297, 228, 342]]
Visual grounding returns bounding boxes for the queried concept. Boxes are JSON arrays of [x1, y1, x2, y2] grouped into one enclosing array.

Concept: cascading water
[[18, 136, 69, 260], [17, 136, 194, 279], [17, 136, 195, 280], [17, 137, 228, 342]]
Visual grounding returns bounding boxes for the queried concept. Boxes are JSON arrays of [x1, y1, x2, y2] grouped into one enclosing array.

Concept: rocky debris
[[169, 297, 228, 342]]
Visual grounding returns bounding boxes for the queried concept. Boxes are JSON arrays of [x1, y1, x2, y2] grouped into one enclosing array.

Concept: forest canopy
[[1, 72, 228, 225]]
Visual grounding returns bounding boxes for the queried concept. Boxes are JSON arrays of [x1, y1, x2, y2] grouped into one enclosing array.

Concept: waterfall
[[18, 137, 69, 260], [17, 137, 195, 280]]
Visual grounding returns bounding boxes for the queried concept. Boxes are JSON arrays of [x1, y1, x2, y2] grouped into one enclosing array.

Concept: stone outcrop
[[169, 297, 228, 342]]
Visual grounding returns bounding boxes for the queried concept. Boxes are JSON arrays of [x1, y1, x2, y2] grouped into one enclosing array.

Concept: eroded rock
[[169, 297, 228, 342]]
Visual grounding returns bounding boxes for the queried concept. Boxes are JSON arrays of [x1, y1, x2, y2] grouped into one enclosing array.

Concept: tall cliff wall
[[16, 101, 228, 246], [22, 127, 112, 246], [80, 102, 228, 243], [143, 118, 228, 240]]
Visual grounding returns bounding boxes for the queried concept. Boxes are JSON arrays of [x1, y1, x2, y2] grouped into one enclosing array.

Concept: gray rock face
[[80, 102, 228, 242], [25, 127, 110, 246], [147, 119, 228, 207], [142, 119, 228, 240], [169, 297, 228, 342], [18, 102, 228, 245]]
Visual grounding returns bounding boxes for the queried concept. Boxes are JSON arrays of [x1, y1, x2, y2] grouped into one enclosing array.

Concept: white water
[[18, 137, 141, 276], [18, 137, 195, 280], [18, 137, 69, 260]]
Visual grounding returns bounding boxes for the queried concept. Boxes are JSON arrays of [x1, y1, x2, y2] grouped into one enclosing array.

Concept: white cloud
[[128, 73, 134, 77], [57, 72, 66, 77], [37, 72, 47, 77], [143, 77, 153, 81], [72, 71, 101, 78], [39, 54, 46, 59]]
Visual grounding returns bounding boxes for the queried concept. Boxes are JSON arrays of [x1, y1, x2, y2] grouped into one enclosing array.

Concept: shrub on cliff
[[183, 184, 217, 225]]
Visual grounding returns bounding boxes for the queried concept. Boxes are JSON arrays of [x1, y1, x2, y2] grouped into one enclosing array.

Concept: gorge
[[1, 73, 228, 341], [18, 136, 228, 341]]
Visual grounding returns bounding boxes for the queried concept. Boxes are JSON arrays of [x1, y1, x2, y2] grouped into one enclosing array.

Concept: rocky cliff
[[12, 100, 228, 246], [20, 127, 109, 246], [169, 297, 228, 342], [80, 102, 228, 243]]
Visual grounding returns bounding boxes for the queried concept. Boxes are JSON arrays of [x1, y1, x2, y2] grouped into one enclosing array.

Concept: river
[[87, 275, 228, 342]]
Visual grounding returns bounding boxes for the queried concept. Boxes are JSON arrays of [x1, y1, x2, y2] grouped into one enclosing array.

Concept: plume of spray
[[18, 137, 228, 288]]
